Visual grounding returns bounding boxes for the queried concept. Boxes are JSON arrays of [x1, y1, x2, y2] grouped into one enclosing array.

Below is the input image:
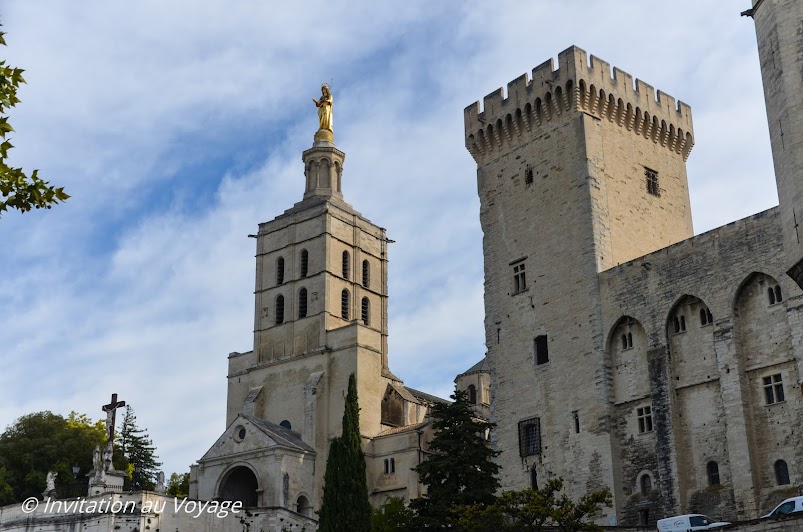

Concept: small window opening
[[524, 164, 534, 184], [775, 460, 790, 485], [769, 285, 782, 304], [384, 459, 389, 474], [768, 287, 776, 305], [637, 405, 653, 433], [700, 307, 713, 326], [763, 374, 785, 404], [341, 289, 350, 320], [342, 250, 350, 279], [573, 411, 580, 434], [275, 295, 285, 325], [535, 335, 549, 365], [361, 297, 370, 325], [276, 257, 285, 285], [298, 288, 308, 318], [639, 474, 652, 496], [300, 250, 309, 278], [280, 420, 292, 430], [513, 263, 526, 293], [390, 458, 395, 474], [530, 466, 538, 490], [645, 168, 660, 197], [468, 385, 477, 405], [775, 285, 783, 302], [362, 260, 370, 288], [518, 417, 541, 457], [707, 461, 720, 486]]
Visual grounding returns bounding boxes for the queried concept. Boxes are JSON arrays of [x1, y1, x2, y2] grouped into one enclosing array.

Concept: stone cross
[[102, 393, 126, 445]]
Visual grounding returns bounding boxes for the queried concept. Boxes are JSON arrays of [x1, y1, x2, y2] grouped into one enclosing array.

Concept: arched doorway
[[218, 466, 259, 507]]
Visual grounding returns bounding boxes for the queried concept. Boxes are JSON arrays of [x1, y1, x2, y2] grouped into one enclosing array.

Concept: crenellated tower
[[464, 46, 695, 521], [745, 0, 803, 287]]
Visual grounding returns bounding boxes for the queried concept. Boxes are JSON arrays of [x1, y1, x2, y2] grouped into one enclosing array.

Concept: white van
[[656, 514, 731, 531], [762, 496, 803, 519]]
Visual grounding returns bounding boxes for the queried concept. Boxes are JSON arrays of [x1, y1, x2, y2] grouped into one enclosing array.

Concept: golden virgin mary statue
[[312, 84, 333, 142]]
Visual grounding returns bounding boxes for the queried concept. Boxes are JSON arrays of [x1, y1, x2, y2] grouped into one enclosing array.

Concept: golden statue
[[312, 84, 333, 142]]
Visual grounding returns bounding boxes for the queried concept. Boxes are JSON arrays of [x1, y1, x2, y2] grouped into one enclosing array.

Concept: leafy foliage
[[411, 388, 500, 528], [0, 411, 105, 503], [371, 496, 415, 532], [456, 478, 613, 532], [166, 471, 190, 498], [0, 29, 68, 216], [116, 406, 161, 491], [318, 373, 372, 532]]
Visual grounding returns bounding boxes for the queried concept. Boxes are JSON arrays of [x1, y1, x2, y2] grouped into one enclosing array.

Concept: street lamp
[[72, 464, 80, 478]]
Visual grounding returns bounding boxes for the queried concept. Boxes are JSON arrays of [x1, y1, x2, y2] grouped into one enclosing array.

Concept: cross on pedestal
[[102, 393, 126, 445]]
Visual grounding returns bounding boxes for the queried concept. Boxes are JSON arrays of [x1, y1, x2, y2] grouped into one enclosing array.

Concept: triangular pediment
[[198, 414, 315, 463]]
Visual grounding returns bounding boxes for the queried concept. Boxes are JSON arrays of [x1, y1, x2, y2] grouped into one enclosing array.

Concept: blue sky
[[0, 1, 776, 477]]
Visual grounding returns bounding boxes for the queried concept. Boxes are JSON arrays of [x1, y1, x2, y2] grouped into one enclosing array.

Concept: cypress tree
[[318, 373, 371, 532]]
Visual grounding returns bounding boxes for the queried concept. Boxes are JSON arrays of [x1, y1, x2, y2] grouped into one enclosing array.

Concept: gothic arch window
[[362, 260, 370, 288], [775, 460, 790, 485], [361, 297, 370, 325], [769, 285, 783, 304], [298, 288, 308, 319], [341, 289, 350, 320], [342, 250, 350, 279], [468, 385, 477, 405], [296, 495, 311, 517], [639, 473, 652, 496], [275, 295, 285, 325], [706, 461, 720, 486], [276, 257, 285, 285], [300, 249, 309, 278]]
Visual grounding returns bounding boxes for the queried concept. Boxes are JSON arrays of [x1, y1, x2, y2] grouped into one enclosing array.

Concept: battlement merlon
[[464, 45, 695, 161]]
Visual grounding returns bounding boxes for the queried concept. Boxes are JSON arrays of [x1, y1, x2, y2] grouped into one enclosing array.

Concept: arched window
[[706, 461, 720, 485], [390, 457, 395, 474], [639, 474, 652, 496], [275, 295, 284, 325], [280, 420, 291, 429], [384, 459, 389, 474], [775, 285, 783, 303], [468, 385, 477, 405], [621, 334, 628, 349], [300, 249, 309, 278], [700, 308, 707, 325], [298, 288, 308, 319], [341, 289, 349, 320], [680, 315, 686, 331], [768, 286, 776, 305], [276, 257, 285, 285], [775, 460, 790, 485], [342, 251, 350, 279], [673, 316, 680, 333], [627, 332, 633, 348], [362, 260, 370, 288], [361, 297, 370, 325], [296, 495, 311, 517]]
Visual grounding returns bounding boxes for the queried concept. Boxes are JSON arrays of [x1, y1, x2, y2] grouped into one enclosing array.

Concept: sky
[[0, 1, 776, 477]]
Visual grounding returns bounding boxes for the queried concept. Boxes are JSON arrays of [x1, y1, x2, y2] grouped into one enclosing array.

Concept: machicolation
[[464, 45, 694, 162]]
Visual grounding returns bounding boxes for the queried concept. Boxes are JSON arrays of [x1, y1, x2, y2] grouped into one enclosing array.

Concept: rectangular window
[[645, 167, 660, 197], [513, 263, 526, 293], [518, 417, 541, 457], [637, 405, 653, 433], [763, 374, 785, 404], [535, 335, 549, 365]]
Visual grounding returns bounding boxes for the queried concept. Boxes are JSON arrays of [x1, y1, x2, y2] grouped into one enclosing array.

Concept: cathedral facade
[[463, 0, 803, 526]]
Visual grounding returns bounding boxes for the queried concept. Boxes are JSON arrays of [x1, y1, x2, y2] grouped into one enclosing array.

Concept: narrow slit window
[[300, 250, 309, 278], [341, 289, 350, 320], [342, 251, 350, 279], [535, 335, 549, 365], [573, 411, 580, 434], [298, 288, 308, 319], [362, 260, 370, 288], [768, 287, 776, 305], [468, 385, 477, 405], [276, 257, 285, 285], [361, 297, 370, 325], [275, 295, 285, 325], [706, 461, 720, 486], [775, 460, 790, 485]]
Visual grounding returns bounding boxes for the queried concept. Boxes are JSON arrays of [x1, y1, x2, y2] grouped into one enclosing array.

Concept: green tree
[[166, 471, 190, 498], [0, 29, 68, 215], [456, 478, 613, 532], [411, 388, 500, 529], [0, 411, 105, 502], [116, 406, 161, 491], [371, 496, 414, 532], [318, 373, 372, 532]]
